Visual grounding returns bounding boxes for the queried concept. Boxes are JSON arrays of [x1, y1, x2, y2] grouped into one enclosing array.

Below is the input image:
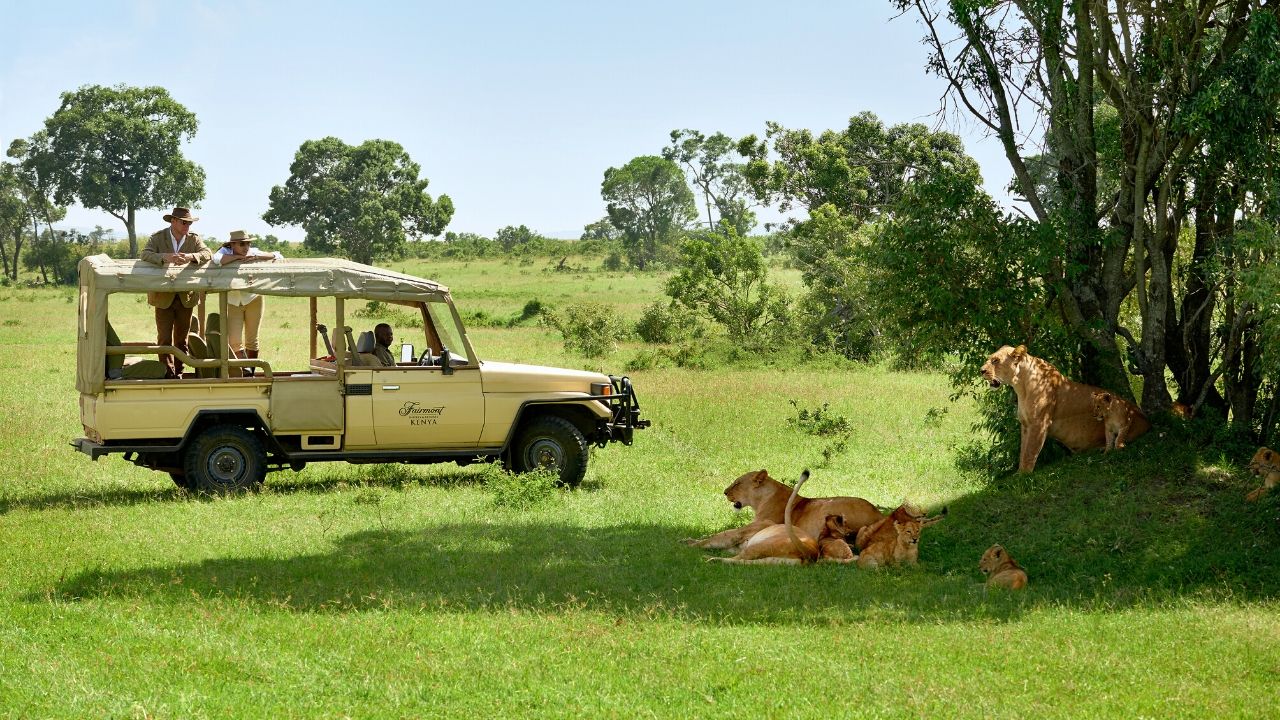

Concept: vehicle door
[[369, 364, 485, 448]]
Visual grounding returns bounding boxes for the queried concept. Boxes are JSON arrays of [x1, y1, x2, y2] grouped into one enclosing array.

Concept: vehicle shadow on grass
[[0, 464, 496, 515]]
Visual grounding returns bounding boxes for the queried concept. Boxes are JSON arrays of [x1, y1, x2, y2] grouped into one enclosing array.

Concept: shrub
[[633, 301, 699, 344], [541, 302, 628, 359], [480, 462, 561, 509]]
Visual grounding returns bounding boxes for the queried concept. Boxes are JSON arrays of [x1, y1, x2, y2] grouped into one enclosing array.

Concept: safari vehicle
[[71, 254, 648, 491]]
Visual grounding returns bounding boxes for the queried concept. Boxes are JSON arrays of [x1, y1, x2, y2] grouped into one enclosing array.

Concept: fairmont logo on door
[[399, 401, 445, 425]]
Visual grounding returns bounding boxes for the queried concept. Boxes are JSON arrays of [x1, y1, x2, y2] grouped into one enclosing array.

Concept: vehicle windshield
[[425, 299, 473, 364]]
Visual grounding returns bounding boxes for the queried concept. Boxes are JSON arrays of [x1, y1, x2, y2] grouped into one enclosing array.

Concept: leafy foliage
[[264, 137, 454, 264], [28, 84, 204, 254], [663, 129, 756, 234], [664, 226, 789, 343], [601, 155, 697, 269], [541, 302, 628, 359]]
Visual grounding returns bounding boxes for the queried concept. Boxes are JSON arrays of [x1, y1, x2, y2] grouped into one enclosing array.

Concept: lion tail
[[786, 470, 816, 562]]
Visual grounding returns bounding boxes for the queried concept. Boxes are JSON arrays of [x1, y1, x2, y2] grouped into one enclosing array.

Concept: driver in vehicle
[[373, 323, 396, 366]]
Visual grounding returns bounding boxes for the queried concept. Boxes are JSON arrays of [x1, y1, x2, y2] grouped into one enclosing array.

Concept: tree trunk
[[127, 205, 137, 257], [1169, 177, 1229, 412]]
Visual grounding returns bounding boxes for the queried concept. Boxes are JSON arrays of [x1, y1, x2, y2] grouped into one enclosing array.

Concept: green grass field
[[1, 256, 1278, 719]]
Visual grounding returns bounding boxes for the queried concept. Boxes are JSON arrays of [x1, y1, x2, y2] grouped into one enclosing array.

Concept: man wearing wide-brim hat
[[214, 230, 285, 373], [139, 207, 213, 377]]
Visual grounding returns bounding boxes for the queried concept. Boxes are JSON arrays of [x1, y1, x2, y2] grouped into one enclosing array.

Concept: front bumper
[[598, 375, 650, 446]]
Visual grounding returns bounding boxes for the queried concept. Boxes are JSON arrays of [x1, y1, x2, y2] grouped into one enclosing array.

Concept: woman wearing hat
[[214, 230, 284, 370]]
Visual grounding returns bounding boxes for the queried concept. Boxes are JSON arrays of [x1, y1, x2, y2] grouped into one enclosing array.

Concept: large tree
[[0, 165, 31, 280], [601, 155, 697, 270], [663, 130, 757, 235], [263, 137, 454, 264], [895, 1, 1280, 421], [33, 84, 205, 256]]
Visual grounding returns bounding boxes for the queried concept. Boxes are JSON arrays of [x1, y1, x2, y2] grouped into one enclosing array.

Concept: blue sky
[[0, 0, 1014, 241]]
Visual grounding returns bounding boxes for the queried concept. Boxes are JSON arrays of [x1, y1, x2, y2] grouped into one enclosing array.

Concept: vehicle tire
[[510, 415, 588, 487], [183, 425, 267, 494]]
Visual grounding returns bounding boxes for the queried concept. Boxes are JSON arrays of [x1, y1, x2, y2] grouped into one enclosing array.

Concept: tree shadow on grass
[[27, 424, 1280, 625]]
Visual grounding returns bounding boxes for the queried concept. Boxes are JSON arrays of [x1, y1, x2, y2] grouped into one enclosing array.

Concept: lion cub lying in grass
[[979, 544, 1027, 590], [707, 471, 856, 564], [852, 503, 945, 569], [1246, 447, 1279, 502], [1091, 391, 1149, 452]]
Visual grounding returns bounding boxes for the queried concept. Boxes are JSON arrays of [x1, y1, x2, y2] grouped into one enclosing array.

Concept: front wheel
[[183, 425, 267, 494], [509, 416, 588, 487]]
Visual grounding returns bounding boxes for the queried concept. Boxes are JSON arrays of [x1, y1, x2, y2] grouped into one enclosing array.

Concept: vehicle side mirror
[[440, 347, 454, 375]]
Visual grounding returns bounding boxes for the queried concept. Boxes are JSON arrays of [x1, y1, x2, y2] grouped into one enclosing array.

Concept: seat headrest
[[187, 333, 209, 360], [355, 331, 376, 354]]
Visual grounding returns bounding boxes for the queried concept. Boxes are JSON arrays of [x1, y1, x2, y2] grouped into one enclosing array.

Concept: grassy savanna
[[1, 256, 1278, 719]]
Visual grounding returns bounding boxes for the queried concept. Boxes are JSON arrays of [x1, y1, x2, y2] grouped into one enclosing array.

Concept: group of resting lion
[[682, 467, 1023, 588], [681, 344, 1280, 589]]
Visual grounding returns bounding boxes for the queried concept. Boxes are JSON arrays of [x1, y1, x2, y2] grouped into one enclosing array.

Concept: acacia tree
[[601, 155, 697, 270], [895, 1, 1280, 420], [33, 84, 205, 256], [264, 137, 454, 264], [663, 130, 757, 234]]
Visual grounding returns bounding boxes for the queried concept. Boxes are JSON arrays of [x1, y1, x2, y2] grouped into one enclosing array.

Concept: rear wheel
[[510, 415, 588, 487], [183, 425, 267, 494]]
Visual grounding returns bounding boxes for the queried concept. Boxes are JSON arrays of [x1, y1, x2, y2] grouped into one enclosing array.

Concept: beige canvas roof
[[76, 254, 451, 394], [78, 255, 450, 299]]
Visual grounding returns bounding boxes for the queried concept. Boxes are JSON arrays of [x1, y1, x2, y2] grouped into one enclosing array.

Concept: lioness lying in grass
[[683, 468, 882, 551], [707, 471, 856, 564]]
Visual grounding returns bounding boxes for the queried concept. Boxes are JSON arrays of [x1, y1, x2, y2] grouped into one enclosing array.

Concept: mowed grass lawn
[[1, 255, 1278, 718]]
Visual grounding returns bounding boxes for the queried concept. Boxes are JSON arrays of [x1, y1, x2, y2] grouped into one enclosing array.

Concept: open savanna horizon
[[1, 255, 1277, 719]]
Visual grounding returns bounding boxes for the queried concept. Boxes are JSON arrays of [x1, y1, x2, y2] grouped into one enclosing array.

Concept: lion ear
[[754, 470, 768, 485], [994, 547, 1005, 559], [1102, 392, 1112, 402], [1266, 451, 1274, 462], [1013, 344, 1028, 358]]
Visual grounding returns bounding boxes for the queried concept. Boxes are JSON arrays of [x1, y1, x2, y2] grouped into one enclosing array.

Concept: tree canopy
[[601, 155, 698, 270], [27, 84, 204, 256], [263, 137, 454, 264]]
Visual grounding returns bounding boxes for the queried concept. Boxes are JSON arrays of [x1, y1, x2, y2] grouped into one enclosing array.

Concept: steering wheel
[[417, 347, 434, 366]]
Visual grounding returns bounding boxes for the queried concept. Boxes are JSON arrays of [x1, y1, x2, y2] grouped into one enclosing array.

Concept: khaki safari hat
[[222, 230, 255, 247], [163, 207, 199, 223]]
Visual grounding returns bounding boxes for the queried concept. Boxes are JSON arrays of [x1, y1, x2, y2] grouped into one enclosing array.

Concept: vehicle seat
[[186, 333, 220, 379], [355, 331, 380, 366]]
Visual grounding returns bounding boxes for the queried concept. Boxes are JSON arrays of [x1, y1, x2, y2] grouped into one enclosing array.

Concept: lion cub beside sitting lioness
[[853, 503, 945, 569], [979, 544, 1028, 590], [1246, 447, 1279, 502], [1091, 391, 1150, 452]]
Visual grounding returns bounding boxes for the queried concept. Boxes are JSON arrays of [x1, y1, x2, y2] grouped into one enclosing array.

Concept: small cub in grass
[[1091, 391, 1149, 452], [853, 503, 945, 569], [980, 544, 1028, 590], [1246, 447, 1279, 502]]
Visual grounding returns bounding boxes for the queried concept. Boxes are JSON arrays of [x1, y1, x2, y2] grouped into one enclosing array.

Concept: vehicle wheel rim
[[207, 446, 246, 484], [527, 438, 564, 471]]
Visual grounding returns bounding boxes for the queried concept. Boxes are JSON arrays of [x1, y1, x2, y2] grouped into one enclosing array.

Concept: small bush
[[634, 301, 699, 344], [602, 252, 625, 271], [787, 400, 851, 437], [352, 300, 422, 328], [541, 302, 628, 359], [480, 462, 560, 509]]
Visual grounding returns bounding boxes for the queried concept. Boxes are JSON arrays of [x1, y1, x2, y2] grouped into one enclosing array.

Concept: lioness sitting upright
[[1246, 447, 1279, 502], [980, 345, 1149, 472], [683, 469, 883, 551], [1091, 390, 1152, 452]]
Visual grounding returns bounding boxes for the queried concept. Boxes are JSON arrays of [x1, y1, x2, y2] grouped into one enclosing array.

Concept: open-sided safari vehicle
[[71, 255, 648, 491]]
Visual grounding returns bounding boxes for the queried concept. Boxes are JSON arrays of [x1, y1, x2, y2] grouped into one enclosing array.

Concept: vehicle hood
[[479, 361, 609, 393]]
